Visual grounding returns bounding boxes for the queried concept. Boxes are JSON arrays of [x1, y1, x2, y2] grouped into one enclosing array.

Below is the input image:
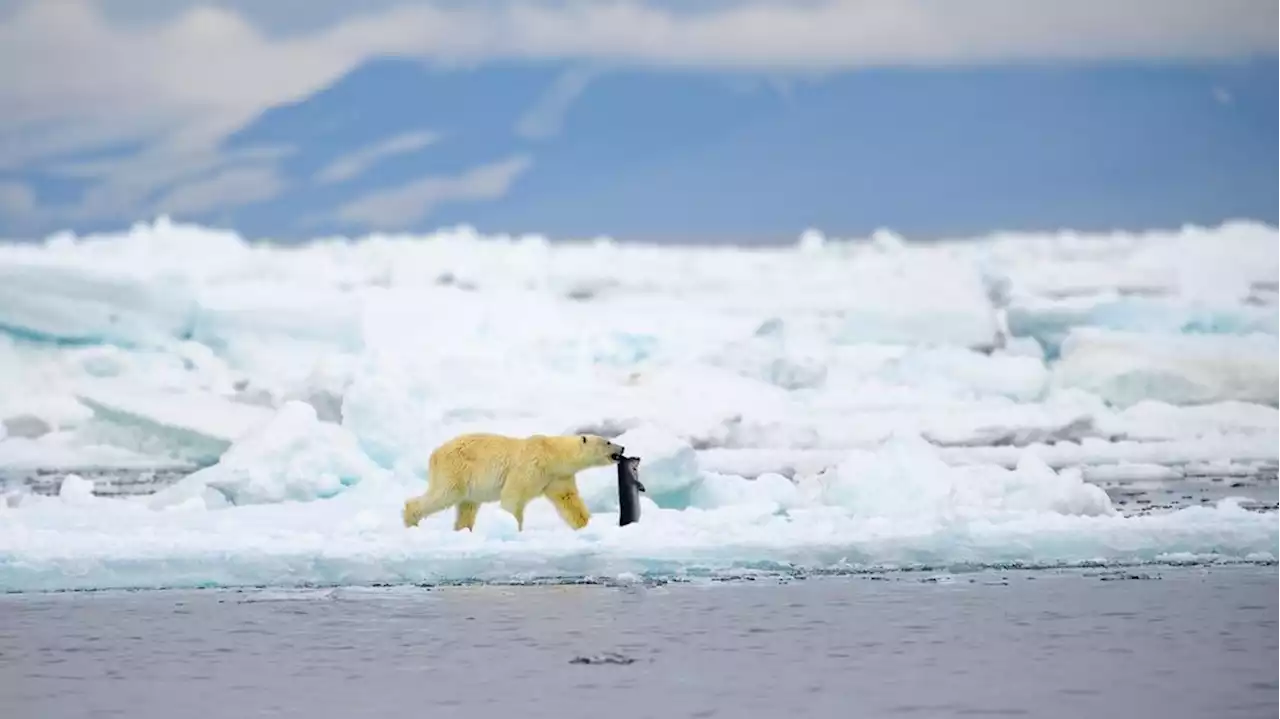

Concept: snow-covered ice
[[1051, 328, 1278, 407], [0, 217, 1276, 593]]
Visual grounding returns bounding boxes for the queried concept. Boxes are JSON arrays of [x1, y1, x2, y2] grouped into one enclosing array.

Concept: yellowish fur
[[402, 432, 623, 532]]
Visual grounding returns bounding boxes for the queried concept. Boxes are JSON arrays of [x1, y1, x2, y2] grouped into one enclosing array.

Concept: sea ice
[[0, 254, 195, 346], [148, 401, 384, 509], [0, 436, 1273, 593], [0, 217, 1275, 593], [1052, 328, 1278, 407], [1006, 295, 1278, 358]]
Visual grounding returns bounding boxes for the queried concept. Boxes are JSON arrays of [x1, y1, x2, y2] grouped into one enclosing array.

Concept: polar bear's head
[[534, 433, 624, 473], [577, 433, 626, 466]]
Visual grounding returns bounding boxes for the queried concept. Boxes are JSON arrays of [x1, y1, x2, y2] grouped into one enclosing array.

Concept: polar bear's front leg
[[544, 475, 590, 530], [402, 490, 459, 528]]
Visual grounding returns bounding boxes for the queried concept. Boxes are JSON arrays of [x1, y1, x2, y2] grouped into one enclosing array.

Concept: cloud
[[335, 155, 532, 229], [0, 180, 46, 235], [6, 1, 1273, 160], [0, 0, 1274, 232], [43, 143, 293, 225], [0, 3, 357, 164], [314, 130, 439, 184], [152, 164, 285, 216], [516, 65, 603, 140], [0, 0, 412, 229], [0, 181, 35, 217]]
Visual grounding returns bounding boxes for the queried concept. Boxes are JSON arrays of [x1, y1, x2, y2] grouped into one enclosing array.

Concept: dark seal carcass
[[616, 455, 645, 526]]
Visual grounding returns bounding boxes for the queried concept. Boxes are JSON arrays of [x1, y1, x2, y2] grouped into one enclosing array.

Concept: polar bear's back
[[427, 432, 525, 502]]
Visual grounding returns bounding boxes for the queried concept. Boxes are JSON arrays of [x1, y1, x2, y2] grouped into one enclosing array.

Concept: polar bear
[[401, 432, 625, 532]]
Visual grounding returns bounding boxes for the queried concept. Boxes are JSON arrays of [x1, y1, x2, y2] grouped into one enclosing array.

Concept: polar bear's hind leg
[[403, 482, 463, 528]]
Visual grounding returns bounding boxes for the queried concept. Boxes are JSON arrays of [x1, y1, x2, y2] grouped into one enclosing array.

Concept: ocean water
[[2, 566, 1275, 719]]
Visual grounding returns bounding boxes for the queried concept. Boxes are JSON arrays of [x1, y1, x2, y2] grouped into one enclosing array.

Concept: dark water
[[1, 565, 1275, 719]]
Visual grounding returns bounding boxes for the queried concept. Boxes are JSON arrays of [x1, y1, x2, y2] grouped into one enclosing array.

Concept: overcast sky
[[0, 0, 1275, 242]]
